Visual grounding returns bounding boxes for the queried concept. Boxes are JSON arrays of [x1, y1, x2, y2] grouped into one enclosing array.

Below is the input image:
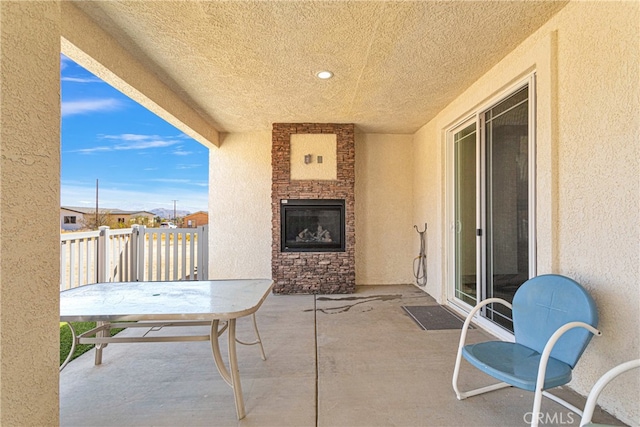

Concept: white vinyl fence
[[60, 225, 208, 290]]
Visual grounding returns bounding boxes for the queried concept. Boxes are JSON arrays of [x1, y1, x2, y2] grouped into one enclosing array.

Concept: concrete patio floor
[[60, 285, 624, 427]]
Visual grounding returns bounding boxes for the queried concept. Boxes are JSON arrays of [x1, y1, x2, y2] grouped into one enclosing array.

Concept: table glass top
[[60, 279, 273, 322]]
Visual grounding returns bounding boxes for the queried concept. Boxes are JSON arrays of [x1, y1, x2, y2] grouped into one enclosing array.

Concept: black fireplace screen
[[281, 199, 345, 252]]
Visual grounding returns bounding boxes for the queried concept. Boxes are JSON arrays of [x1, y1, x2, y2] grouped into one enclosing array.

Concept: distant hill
[[150, 208, 191, 219]]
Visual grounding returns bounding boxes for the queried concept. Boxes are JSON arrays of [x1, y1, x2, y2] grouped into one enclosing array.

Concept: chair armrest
[[458, 298, 512, 353], [539, 321, 601, 368], [456, 298, 512, 357], [580, 359, 640, 426], [461, 297, 511, 334], [533, 322, 602, 411], [463, 297, 512, 324], [529, 322, 602, 426]]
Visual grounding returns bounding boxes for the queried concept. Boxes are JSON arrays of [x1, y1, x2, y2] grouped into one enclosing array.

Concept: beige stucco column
[[0, 1, 61, 424]]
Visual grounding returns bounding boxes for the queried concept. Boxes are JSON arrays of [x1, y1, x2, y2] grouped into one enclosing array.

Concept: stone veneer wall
[[271, 123, 355, 294]]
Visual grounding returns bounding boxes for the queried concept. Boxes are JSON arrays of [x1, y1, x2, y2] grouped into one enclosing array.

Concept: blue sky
[[60, 54, 208, 213]]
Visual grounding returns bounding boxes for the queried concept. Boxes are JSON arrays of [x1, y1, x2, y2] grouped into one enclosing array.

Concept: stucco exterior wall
[[412, 1, 639, 423], [412, 120, 444, 300], [553, 4, 639, 422], [210, 131, 416, 286], [0, 2, 61, 424], [209, 132, 273, 279], [355, 133, 415, 285]]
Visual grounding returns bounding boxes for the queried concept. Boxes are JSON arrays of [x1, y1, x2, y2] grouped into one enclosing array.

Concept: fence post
[[97, 226, 110, 283], [198, 225, 209, 280], [130, 225, 139, 281], [136, 225, 146, 281]]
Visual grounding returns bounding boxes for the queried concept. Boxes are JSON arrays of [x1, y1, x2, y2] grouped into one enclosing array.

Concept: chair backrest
[[513, 274, 598, 368]]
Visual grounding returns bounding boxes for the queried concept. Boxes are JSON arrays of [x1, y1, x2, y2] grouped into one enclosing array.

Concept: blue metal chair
[[452, 274, 601, 427]]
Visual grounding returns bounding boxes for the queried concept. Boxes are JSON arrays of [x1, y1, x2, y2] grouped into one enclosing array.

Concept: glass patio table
[[60, 279, 274, 420]]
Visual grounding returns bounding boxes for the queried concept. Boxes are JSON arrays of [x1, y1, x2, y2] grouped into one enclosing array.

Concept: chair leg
[[452, 298, 512, 400], [452, 332, 465, 399], [542, 391, 584, 416], [529, 390, 584, 427], [452, 338, 506, 400], [531, 386, 544, 427], [452, 319, 510, 400]]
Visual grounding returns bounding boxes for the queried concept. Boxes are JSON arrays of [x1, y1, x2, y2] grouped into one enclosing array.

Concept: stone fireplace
[[271, 123, 355, 294]]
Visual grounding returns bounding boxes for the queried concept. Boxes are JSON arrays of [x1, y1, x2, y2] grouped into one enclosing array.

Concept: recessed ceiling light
[[316, 71, 334, 80]]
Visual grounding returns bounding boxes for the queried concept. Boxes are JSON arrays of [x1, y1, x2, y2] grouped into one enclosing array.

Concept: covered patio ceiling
[[71, 1, 568, 134]]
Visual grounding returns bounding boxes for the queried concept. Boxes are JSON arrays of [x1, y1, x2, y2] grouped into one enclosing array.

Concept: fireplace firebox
[[281, 199, 345, 252]]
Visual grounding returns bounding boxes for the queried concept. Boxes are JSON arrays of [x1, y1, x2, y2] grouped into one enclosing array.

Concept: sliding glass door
[[450, 78, 535, 332], [481, 85, 532, 330]]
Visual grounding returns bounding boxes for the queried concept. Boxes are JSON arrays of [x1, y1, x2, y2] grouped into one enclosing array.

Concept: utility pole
[[172, 199, 178, 221], [95, 179, 99, 227]]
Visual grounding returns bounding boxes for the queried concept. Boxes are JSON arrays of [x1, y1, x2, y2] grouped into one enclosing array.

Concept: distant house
[[60, 206, 156, 231], [183, 211, 208, 228]]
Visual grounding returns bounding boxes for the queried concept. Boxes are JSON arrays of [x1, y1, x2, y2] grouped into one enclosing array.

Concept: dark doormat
[[402, 305, 471, 331]]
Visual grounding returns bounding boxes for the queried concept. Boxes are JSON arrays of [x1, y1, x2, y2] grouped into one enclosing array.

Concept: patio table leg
[[94, 321, 109, 365], [209, 319, 246, 420], [228, 319, 245, 420], [60, 322, 77, 372], [234, 313, 267, 361]]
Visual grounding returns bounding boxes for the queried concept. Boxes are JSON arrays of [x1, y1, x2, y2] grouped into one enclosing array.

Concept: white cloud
[[148, 178, 192, 184], [101, 134, 156, 141], [61, 76, 103, 84], [173, 149, 193, 156], [145, 178, 208, 187], [72, 146, 113, 154], [72, 134, 181, 154], [115, 140, 177, 150], [62, 98, 123, 117]]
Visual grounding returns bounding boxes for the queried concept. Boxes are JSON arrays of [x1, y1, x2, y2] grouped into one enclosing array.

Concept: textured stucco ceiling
[[71, 1, 568, 134]]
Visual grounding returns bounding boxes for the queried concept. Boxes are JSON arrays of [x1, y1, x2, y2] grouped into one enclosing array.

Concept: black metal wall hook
[[414, 223, 427, 234]]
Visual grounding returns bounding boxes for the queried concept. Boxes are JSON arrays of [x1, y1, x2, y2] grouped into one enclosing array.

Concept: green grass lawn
[[60, 322, 124, 366]]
